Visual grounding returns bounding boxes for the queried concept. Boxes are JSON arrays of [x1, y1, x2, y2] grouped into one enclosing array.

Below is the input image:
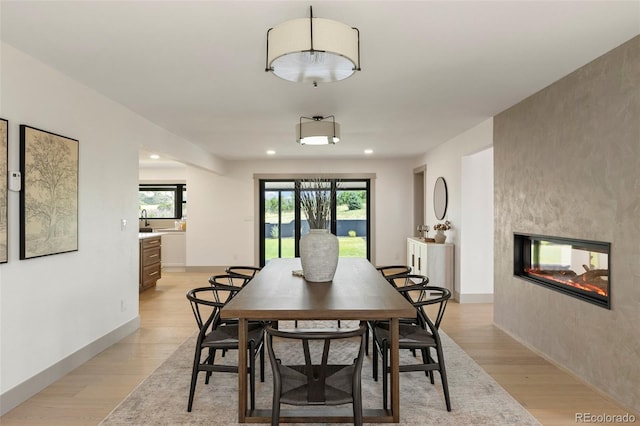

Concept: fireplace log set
[[527, 267, 608, 296]]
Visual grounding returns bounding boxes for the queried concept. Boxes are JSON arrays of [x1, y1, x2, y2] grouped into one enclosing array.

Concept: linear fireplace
[[514, 233, 610, 309]]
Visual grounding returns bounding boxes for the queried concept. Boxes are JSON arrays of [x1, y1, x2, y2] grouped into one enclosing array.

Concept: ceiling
[[1, 1, 638, 162]]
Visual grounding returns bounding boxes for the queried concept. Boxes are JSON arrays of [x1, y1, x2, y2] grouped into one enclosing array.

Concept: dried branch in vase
[[299, 178, 337, 229]]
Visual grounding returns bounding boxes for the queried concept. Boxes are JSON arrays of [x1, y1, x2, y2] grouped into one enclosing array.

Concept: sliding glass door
[[259, 178, 370, 266], [262, 181, 296, 263], [336, 181, 369, 258]]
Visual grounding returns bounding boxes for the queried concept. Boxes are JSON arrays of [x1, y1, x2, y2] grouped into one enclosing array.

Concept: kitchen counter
[[138, 232, 167, 239]]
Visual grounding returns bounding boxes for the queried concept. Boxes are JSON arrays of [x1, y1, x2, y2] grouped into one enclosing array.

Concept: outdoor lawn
[[265, 236, 367, 260]]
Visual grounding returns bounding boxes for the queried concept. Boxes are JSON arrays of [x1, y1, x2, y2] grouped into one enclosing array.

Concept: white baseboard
[[0, 316, 140, 416]]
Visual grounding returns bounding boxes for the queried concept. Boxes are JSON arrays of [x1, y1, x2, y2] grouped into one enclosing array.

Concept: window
[[139, 184, 186, 219]]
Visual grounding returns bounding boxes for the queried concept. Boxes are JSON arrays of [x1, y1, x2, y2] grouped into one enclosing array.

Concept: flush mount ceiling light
[[266, 6, 361, 85], [296, 116, 340, 145]]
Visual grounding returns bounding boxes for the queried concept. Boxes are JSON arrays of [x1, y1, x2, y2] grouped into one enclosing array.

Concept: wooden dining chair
[[375, 265, 412, 280], [225, 265, 262, 281], [364, 265, 413, 355], [372, 285, 452, 411], [208, 273, 250, 305], [208, 274, 266, 380], [366, 273, 429, 355], [186, 286, 265, 412], [386, 273, 430, 301], [265, 323, 368, 426]]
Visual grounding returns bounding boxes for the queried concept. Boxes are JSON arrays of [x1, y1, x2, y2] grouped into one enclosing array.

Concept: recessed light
[[364, 149, 373, 155], [149, 154, 160, 160], [266, 150, 276, 155]]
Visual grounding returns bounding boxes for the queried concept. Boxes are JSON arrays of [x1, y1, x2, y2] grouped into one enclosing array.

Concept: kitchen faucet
[[140, 209, 150, 226]]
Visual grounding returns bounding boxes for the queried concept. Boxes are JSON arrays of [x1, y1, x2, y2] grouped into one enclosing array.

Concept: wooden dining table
[[221, 257, 415, 423]]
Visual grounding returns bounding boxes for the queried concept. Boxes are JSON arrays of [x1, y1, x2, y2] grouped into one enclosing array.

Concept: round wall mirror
[[433, 177, 448, 220]]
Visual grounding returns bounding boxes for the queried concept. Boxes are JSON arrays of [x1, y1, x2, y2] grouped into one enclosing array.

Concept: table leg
[[389, 317, 400, 422], [238, 318, 248, 423]]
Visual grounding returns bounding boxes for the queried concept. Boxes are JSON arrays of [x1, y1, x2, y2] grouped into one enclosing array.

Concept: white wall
[[139, 166, 186, 183], [0, 42, 220, 412], [460, 147, 494, 301], [414, 119, 493, 300], [184, 158, 415, 268]]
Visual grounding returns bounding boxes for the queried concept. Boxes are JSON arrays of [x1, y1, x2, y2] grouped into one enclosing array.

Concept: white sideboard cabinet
[[406, 237, 454, 291]]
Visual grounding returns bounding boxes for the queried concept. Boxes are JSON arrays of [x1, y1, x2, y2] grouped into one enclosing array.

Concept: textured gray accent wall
[[494, 36, 639, 412]]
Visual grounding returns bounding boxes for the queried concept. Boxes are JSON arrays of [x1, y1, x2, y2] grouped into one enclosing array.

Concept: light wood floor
[[1, 270, 635, 425]]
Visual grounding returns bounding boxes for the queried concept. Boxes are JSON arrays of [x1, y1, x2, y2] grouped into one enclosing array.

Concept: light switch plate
[[9, 171, 21, 191]]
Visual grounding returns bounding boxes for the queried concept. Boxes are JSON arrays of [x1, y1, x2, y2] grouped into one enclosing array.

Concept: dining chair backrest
[[265, 323, 367, 425], [384, 274, 430, 327], [186, 286, 227, 335], [375, 265, 411, 280], [412, 286, 451, 331], [225, 265, 262, 280], [391, 282, 449, 330], [387, 273, 428, 288], [208, 273, 249, 304]]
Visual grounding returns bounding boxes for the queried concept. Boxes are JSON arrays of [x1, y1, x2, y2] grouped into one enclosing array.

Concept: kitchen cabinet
[[407, 237, 454, 291], [161, 232, 186, 271], [140, 235, 162, 291]]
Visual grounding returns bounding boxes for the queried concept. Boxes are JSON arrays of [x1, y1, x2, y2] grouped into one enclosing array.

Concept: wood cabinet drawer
[[142, 247, 161, 265], [142, 236, 161, 249], [141, 263, 161, 287]]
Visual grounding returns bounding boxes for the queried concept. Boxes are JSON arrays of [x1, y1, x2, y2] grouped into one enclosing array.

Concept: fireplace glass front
[[514, 234, 610, 309]]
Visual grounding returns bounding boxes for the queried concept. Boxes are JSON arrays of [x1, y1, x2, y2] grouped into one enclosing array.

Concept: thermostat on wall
[[9, 171, 21, 192]]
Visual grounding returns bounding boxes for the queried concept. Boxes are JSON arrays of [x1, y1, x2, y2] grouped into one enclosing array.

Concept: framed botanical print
[[20, 125, 78, 259], [0, 118, 7, 263]]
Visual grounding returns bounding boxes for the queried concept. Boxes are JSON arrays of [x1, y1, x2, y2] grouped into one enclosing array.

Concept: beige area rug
[[100, 321, 540, 425]]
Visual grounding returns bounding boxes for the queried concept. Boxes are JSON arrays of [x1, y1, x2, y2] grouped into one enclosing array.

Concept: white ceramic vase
[[434, 229, 447, 244], [300, 229, 339, 282]]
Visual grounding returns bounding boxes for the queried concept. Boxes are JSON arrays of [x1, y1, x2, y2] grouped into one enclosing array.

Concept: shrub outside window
[[139, 184, 186, 219]]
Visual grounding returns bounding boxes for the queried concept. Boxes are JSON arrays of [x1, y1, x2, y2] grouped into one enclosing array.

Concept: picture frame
[[0, 118, 7, 263], [20, 125, 78, 259]]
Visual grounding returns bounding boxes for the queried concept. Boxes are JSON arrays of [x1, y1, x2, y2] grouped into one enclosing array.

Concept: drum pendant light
[[266, 6, 361, 86]]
